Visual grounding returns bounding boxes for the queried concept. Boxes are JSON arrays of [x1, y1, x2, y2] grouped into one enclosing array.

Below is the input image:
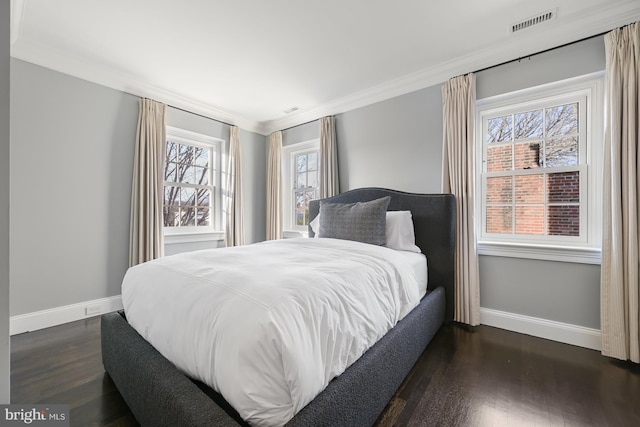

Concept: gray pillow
[[318, 196, 391, 245]]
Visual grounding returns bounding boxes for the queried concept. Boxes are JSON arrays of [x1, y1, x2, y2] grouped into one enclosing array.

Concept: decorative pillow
[[318, 196, 391, 245], [385, 210, 421, 253], [311, 209, 421, 253]]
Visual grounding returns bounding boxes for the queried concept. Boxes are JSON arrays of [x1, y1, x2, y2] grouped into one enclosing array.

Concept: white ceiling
[[10, 0, 640, 135]]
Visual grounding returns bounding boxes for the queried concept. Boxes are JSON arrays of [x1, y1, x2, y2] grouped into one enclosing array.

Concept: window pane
[[182, 166, 195, 184], [166, 141, 178, 163], [308, 152, 318, 171], [486, 206, 512, 234], [164, 186, 179, 206], [296, 154, 307, 172], [196, 208, 210, 226], [307, 170, 318, 188], [165, 162, 177, 182], [514, 142, 541, 170], [545, 136, 578, 167], [178, 144, 192, 164], [546, 103, 578, 137], [194, 166, 208, 185], [197, 188, 210, 207], [488, 116, 512, 143], [297, 172, 307, 188], [180, 207, 195, 226], [194, 147, 208, 167], [295, 191, 306, 226], [514, 110, 543, 140], [515, 174, 544, 203], [547, 172, 579, 203], [163, 205, 179, 227], [547, 205, 579, 236], [486, 145, 512, 172], [180, 188, 196, 206], [515, 205, 544, 235], [486, 176, 512, 203]]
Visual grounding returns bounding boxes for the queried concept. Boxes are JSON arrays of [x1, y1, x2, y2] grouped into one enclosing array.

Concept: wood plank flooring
[[10, 316, 640, 426]]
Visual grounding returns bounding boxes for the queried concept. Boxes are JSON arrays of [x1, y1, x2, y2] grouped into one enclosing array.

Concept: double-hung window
[[476, 73, 603, 263], [282, 139, 320, 235], [163, 126, 224, 236]]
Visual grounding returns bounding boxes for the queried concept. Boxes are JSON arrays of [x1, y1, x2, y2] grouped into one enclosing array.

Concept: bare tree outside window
[[294, 151, 319, 227], [163, 139, 214, 229]]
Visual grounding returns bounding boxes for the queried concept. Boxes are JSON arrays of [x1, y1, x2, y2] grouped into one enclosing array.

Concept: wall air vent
[[511, 9, 557, 33]]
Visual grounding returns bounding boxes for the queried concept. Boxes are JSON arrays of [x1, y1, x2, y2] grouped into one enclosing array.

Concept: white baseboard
[[480, 307, 602, 351], [10, 295, 123, 336]]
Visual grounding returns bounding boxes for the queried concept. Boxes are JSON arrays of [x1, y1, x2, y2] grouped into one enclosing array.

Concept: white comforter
[[122, 237, 420, 427]]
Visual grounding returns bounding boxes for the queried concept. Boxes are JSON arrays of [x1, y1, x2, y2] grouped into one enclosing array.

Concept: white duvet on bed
[[122, 237, 421, 427]]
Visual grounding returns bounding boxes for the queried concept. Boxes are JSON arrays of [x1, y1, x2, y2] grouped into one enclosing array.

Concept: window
[[476, 73, 603, 264], [163, 127, 224, 236], [282, 139, 320, 234]]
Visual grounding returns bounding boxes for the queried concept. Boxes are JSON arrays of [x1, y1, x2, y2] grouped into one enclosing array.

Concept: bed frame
[[101, 188, 456, 427]]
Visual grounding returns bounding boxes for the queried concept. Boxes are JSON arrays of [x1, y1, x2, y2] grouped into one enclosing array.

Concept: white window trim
[[282, 139, 320, 236], [164, 126, 226, 237], [475, 72, 604, 264]]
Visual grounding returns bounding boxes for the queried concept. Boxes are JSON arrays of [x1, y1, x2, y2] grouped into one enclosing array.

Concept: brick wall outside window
[[483, 103, 581, 238]]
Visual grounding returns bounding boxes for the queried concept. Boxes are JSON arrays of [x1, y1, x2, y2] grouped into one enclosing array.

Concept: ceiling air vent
[[511, 9, 557, 33]]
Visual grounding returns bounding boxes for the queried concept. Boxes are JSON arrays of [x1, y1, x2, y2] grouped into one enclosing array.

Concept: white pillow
[[310, 210, 421, 253], [385, 211, 421, 253]]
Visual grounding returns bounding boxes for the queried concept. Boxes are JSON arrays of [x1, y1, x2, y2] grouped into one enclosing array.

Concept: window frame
[[475, 72, 604, 264], [163, 126, 225, 239], [282, 139, 320, 236]]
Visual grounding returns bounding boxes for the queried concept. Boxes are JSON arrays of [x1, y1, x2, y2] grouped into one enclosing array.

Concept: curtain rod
[[165, 104, 235, 128], [279, 118, 321, 133], [472, 30, 610, 75]]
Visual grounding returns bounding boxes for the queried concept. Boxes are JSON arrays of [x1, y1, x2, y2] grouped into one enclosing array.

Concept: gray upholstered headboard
[[309, 188, 456, 322]]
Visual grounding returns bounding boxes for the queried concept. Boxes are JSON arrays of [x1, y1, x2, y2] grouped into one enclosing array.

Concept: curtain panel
[[129, 98, 166, 266], [267, 131, 283, 240], [601, 22, 640, 363], [441, 74, 481, 326], [320, 116, 340, 198], [225, 126, 244, 247]]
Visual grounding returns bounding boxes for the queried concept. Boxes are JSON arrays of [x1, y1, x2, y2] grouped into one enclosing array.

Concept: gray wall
[[282, 36, 605, 330], [476, 35, 605, 329], [281, 84, 443, 195], [10, 59, 138, 316], [10, 60, 267, 317], [336, 85, 443, 194], [282, 121, 319, 146], [239, 128, 267, 243], [1, 0, 11, 403]]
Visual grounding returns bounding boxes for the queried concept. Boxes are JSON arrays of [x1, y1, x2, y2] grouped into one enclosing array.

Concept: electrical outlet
[[85, 305, 102, 316]]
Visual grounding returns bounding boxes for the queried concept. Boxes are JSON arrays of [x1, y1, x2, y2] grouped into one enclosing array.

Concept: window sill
[[478, 241, 601, 265], [164, 231, 225, 245]]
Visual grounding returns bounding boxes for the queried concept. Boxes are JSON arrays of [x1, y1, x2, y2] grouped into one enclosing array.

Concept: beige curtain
[[601, 22, 640, 363], [442, 74, 480, 326], [320, 116, 340, 198], [225, 126, 244, 246], [129, 98, 166, 266], [267, 131, 283, 240]]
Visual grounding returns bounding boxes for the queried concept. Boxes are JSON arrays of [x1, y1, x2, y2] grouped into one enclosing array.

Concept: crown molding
[[10, 39, 267, 135], [262, 0, 640, 134], [10, 0, 640, 137]]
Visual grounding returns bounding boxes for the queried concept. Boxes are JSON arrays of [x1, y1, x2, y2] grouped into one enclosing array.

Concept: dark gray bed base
[[101, 188, 455, 427]]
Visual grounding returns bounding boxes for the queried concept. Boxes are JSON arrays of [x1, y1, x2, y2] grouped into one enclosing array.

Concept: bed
[[101, 187, 456, 427]]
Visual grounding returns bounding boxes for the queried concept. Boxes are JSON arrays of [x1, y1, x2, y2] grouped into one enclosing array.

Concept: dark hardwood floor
[[10, 316, 640, 426]]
